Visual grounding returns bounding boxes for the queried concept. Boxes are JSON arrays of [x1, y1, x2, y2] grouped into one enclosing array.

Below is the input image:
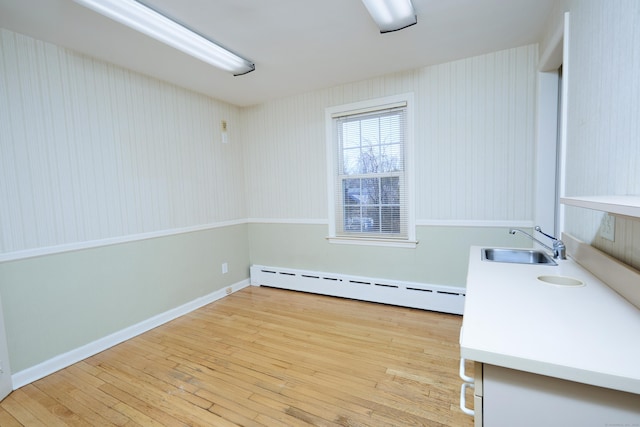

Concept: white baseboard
[[11, 279, 250, 389], [250, 265, 465, 315]]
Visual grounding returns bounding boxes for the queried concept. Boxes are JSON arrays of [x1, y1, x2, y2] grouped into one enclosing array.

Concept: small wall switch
[[221, 262, 228, 274], [221, 120, 229, 144], [600, 214, 615, 241]]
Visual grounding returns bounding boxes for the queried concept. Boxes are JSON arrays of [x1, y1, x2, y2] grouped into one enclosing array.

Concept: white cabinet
[[461, 246, 640, 425], [474, 363, 640, 427]]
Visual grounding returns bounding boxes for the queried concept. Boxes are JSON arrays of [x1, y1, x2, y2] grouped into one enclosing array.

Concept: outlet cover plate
[[601, 214, 615, 241]]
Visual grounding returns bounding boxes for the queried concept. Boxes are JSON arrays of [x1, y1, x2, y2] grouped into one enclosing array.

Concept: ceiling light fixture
[[74, 0, 255, 75], [361, 0, 417, 33]]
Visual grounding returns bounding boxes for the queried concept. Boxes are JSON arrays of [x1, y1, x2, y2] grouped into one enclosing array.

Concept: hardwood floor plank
[[187, 349, 379, 426], [97, 377, 187, 427], [0, 392, 50, 426], [15, 386, 82, 427], [32, 378, 114, 426], [0, 405, 24, 427], [110, 401, 165, 427], [96, 362, 236, 427], [1, 286, 473, 426], [174, 360, 312, 426], [55, 366, 140, 426]]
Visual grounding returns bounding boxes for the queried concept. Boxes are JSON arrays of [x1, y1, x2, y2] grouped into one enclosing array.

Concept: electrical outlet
[[221, 262, 228, 274], [600, 214, 615, 241], [225, 287, 232, 295]]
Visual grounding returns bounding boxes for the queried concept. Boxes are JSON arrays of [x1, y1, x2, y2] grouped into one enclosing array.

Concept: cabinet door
[[483, 365, 640, 426]]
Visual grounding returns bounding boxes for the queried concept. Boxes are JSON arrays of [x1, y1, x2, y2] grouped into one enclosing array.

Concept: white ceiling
[[0, 0, 556, 107]]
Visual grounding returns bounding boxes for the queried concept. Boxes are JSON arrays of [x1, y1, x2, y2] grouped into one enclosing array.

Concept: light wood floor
[[0, 286, 474, 426]]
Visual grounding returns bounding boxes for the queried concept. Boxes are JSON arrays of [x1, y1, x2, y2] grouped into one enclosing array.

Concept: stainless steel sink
[[481, 248, 557, 265]]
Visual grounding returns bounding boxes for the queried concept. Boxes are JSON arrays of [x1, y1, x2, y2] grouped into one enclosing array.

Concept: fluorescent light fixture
[[361, 0, 417, 33], [74, 0, 255, 75]]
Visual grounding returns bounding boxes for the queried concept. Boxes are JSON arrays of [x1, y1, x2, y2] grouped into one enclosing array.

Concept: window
[[326, 94, 416, 247]]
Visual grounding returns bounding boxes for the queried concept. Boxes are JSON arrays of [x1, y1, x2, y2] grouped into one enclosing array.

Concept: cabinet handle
[[459, 382, 475, 416], [459, 357, 474, 383]]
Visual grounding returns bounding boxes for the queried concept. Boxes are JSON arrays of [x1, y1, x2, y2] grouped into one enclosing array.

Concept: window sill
[[326, 236, 418, 249]]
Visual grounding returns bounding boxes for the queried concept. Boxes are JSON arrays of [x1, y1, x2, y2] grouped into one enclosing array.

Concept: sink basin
[[538, 275, 584, 287], [482, 248, 557, 265]]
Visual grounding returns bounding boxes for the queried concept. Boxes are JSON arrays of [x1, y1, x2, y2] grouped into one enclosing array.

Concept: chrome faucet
[[509, 226, 566, 260]]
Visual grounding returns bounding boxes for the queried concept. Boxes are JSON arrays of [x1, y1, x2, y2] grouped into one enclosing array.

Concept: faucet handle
[[535, 226, 567, 259], [534, 226, 558, 241], [553, 240, 567, 260]]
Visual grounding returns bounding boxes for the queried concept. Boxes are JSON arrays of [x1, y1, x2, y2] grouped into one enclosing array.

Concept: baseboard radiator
[[250, 265, 465, 315]]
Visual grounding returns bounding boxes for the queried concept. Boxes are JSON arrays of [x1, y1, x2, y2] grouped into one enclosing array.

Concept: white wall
[[0, 28, 251, 374], [243, 45, 540, 286], [1, 30, 540, 262], [561, 0, 640, 270], [0, 29, 246, 258], [242, 45, 539, 224]]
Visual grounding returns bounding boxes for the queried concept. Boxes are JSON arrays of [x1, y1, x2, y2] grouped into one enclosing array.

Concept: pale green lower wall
[[1, 222, 534, 374], [0, 224, 249, 372], [248, 223, 531, 287]]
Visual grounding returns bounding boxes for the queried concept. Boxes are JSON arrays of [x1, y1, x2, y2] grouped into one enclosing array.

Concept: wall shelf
[[560, 196, 640, 218]]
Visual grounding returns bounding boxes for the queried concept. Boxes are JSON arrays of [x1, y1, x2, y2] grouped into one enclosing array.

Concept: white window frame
[[325, 93, 417, 248]]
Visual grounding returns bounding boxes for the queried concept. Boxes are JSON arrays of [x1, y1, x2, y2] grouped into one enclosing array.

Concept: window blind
[[333, 105, 408, 240]]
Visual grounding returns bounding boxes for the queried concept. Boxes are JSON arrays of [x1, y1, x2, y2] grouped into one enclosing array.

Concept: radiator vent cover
[[250, 265, 465, 315]]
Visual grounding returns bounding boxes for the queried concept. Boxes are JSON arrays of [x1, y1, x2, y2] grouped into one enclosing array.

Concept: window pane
[[344, 206, 376, 232], [361, 177, 379, 205], [380, 114, 401, 144], [343, 178, 362, 206], [343, 178, 380, 205], [343, 147, 360, 175], [339, 114, 403, 174], [344, 206, 365, 231], [381, 176, 400, 204], [342, 121, 360, 148], [360, 117, 379, 148], [381, 206, 401, 234], [380, 143, 402, 172], [363, 206, 380, 233], [354, 144, 375, 174]]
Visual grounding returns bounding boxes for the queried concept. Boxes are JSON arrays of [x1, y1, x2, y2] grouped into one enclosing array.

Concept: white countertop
[[460, 246, 640, 395]]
